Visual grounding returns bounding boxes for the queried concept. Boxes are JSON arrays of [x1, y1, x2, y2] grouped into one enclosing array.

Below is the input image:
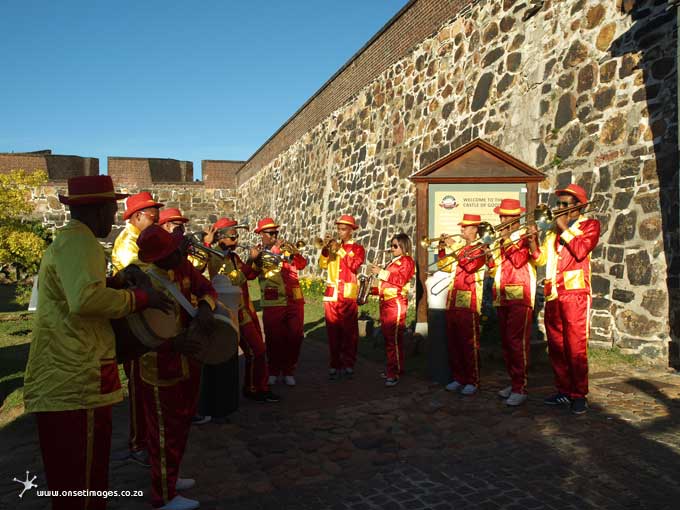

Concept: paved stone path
[[2, 339, 680, 509]]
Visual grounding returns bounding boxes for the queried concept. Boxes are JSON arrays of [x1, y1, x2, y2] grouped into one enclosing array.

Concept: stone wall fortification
[[235, 0, 678, 362]]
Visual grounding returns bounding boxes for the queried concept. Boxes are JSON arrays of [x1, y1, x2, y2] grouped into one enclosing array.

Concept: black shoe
[[263, 391, 281, 403], [544, 393, 571, 406], [571, 397, 588, 415]]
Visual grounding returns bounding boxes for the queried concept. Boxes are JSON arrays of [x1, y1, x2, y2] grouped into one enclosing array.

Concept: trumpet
[[280, 239, 306, 255], [185, 232, 228, 262], [426, 224, 493, 271], [419, 233, 464, 250]]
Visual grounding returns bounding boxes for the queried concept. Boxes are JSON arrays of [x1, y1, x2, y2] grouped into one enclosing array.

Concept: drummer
[[112, 191, 164, 468], [136, 225, 218, 510], [206, 218, 281, 404]]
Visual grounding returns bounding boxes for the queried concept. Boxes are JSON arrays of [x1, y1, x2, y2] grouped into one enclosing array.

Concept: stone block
[[626, 250, 652, 285]]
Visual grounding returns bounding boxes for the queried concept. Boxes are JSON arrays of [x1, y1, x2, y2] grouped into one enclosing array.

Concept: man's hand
[[122, 264, 152, 288], [145, 287, 174, 313], [368, 263, 381, 276], [249, 245, 261, 262], [195, 301, 216, 337], [527, 224, 539, 252], [203, 225, 217, 246], [328, 239, 340, 253], [555, 213, 569, 232]]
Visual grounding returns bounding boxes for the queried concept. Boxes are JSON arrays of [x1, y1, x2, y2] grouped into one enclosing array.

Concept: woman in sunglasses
[[368, 233, 415, 387]]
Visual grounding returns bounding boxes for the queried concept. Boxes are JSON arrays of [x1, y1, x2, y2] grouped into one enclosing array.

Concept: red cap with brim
[[254, 217, 280, 233], [458, 214, 482, 226], [58, 175, 128, 205], [493, 198, 526, 216], [158, 208, 188, 225], [214, 217, 238, 230], [555, 183, 588, 204], [137, 224, 183, 263], [123, 192, 164, 220], [336, 214, 359, 230]]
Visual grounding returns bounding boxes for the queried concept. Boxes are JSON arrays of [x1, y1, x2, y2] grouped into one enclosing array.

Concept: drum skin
[[188, 304, 239, 365], [112, 308, 179, 363]]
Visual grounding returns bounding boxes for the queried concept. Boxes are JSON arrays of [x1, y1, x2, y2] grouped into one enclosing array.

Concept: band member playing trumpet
[[159, 207, 189, 235], [318, 215, 366, 380], [369, 233, 415, 387], [23, 176, 172, 510], [206, 217, 281, 403], [530, 184, 600, 415], [136, 225, 218, 510], [112, 191, 164, 467], [251, 218, 307, 386], [487, 198, 538, 407], [437, 214, 487, 396]]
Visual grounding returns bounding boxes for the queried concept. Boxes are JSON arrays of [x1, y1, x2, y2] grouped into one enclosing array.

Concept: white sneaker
[[284, 375, 296, 386], [191, 415, 211, 425], [343, 367, 354, 377], [445, 380, 462, 392], [506, 392, 528, 406], [268, 375, 277, 385], [461, 384, 477, 396], [175, 478, 196, 491], [497, 386, 512, 399], [159, 495, 200, 510], [385, 378, 399, 387]]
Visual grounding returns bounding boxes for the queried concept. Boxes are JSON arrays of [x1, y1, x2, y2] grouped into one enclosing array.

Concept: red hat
[[158, 208, 188, 225], [458, 214, 482, 226], [336, 214, 359, 230], [254, 217, 280, 234], [58, 175, 128, 205], [493, 198, 526, 216], [214, 217, 238, 230], [555, 183, 588, 204], [136, 224, 182, 263], [123, 192, 164, 221]]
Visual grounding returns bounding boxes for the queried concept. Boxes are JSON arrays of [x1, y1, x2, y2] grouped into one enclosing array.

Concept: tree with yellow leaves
[[0, 169, 50, 283]]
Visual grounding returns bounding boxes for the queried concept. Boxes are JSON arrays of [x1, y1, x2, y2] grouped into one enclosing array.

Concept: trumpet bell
[[477, 222, 495, 245], [419, 236, 432, 250], [533, 204, 553, 232], [313, 237, 325, 249]]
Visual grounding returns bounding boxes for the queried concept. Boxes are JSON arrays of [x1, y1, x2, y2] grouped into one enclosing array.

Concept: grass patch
[[0, 284, 29, 313], [0, 311, 33, 428], [589, 345, 645, 370]]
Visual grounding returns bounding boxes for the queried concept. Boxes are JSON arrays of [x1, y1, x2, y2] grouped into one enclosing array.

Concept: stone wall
[[235, 0, 678, 363], [0, 152, 99, 179]]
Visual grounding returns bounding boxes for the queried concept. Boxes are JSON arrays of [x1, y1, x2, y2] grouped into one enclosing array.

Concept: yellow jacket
[[111, 222, 144, 273], [24, 220, 140, 412]]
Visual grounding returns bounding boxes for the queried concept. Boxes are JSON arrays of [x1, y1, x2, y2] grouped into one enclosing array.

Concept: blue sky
[[1, 0, 406, 179]]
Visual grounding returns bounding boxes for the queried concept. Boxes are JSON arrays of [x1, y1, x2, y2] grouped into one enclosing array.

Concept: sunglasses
[[391, 244, 400, 249], [226, 235, 239, 240], [557, 201, 574, 208], [264, 231, 279, 236]]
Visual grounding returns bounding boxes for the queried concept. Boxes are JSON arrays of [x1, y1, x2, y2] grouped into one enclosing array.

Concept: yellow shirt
[[24, 220, 139, 412], [111, 222, 143, 274]]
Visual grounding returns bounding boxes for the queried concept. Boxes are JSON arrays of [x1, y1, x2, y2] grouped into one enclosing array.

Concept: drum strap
[[147, 270, 198, 318]]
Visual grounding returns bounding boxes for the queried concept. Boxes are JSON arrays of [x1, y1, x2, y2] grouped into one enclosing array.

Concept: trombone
[[425, 222, 493, 271], [420, 233, 464, 250]]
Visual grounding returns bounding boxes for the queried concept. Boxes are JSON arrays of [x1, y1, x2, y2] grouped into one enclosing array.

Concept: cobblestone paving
[[2, 340, 680, 509]]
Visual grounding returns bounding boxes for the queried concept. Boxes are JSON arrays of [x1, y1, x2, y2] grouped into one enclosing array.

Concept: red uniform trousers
[[36, 406, 112, 510], [263, 302, 304, 376], [240, 310, 269, 394], [123, 358, 146, 453], [324, 297, 359, 370], [545, 293, 590, 399], [497, 304, 532, 394], [446, 310, 480, 386], [380, 297, 407, 380], [141, 367, 198, 508]]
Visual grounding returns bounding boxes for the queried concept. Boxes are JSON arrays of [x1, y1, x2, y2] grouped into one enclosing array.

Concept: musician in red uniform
[[318, 214, 366, 379], [436, 214, 487, 395], [111, 191, 164, 467], [159, 207, 189, 235], [487, 198, 537, 407], [369, 233, 415, 387], [251, 218, 307, 386], [136, 225, 218, 510], [206, 217, 280, 403], [23, 176, 172, 510], [530, 184, 600, 415]]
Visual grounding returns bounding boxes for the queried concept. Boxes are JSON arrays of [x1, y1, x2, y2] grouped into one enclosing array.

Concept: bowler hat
[[123, 192, 164, 221], [58, 175, 128, 205]]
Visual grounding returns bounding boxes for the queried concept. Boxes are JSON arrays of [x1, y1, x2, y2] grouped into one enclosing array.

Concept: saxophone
[[357, 249, 390, 305]]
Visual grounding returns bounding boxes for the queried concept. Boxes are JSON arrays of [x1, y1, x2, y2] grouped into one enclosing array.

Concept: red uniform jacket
[[533, 216, 601, 301], [488, 229, 538, 309], [371, 256, 416, 301], [319, 241, 366, 302], [140, 259, 217, 386], [438, 245, 486, 314], [253, 247, 307, 307]]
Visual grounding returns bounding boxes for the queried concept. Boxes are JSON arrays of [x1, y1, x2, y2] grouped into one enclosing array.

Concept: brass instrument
[[357, 249, 391, 305], [419, 233, 464, 250], [531, 197, 604, 232], [314, 236, 340, 256], [185, 232, 228, 263], [280, 239, 306, 256], [425, 222, 493, 271]]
